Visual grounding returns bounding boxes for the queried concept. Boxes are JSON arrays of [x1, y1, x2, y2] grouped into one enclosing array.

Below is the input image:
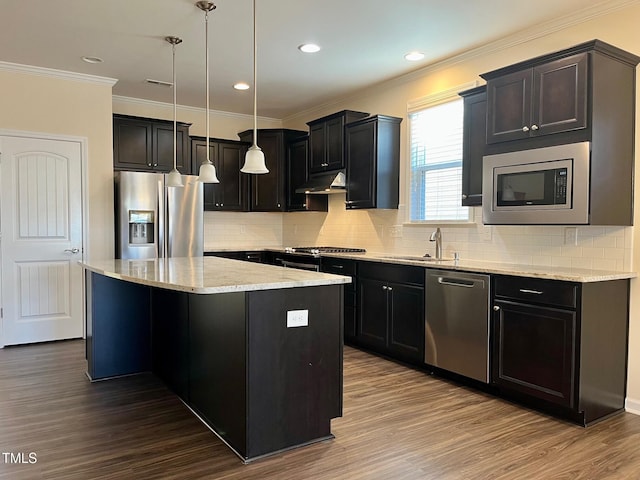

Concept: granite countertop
[[81, 257, 351, 294], [319, 251, 636, 283], [205, 248, 636, 283]]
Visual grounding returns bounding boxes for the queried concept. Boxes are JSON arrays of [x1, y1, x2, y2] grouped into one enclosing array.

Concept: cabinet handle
[[461, 194, 468, 200], [522, 126, 530, 132], [333, 265, 344, 269], [531, 124, 539, 131], [493, 305, 500, 311], [519, 288, 543, 295]]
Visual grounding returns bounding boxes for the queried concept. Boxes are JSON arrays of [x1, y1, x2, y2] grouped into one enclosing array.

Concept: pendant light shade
[[196, 1, 220, 183], [241, 0, 268, 174], [165, 36, 184, 188]]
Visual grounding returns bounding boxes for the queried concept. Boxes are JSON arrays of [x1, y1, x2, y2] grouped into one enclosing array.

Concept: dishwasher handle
[[437, 277, 484, 288]]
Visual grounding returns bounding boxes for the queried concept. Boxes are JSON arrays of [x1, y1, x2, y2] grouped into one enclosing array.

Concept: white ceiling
[[0, 0, 632, 118]]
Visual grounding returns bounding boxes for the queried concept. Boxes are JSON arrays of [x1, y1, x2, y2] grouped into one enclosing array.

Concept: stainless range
[[275, 247, 366, 271]]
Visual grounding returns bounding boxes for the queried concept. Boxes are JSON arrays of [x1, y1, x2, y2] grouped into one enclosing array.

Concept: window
[[409, 97, 470, 222]]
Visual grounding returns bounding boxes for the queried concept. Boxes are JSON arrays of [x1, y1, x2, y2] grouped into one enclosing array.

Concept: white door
[[0, 136, 83, 346]]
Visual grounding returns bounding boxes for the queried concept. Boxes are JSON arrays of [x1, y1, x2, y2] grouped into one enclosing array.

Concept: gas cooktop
[[284, 246, 366, 255]]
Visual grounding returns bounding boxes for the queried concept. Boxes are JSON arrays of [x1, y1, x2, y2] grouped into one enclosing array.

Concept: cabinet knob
[[461, 194, 468, 200], [382, 285, 388, 290], [531, 124, 539, 131], [522, 126, 530, 132], [302, 203, 306, 207], [220, 203, 224, 207], [493, 305, 500, 311], [388, 287, 393, 292], [277, 203, 281, 208], [215, 203, 219, 207]]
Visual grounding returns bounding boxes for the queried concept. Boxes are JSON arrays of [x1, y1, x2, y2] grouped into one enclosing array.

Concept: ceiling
[[0, 0, 630, 118]]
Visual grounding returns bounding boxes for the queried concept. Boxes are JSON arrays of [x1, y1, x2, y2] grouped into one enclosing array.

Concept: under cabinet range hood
[[296, 171, 346, 194]]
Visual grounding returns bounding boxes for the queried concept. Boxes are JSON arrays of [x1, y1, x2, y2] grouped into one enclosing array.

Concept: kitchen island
[[82, 256, 351, 462]]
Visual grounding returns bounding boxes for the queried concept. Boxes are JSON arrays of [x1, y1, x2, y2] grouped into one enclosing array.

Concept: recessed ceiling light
[[82, 56, 104, 64], [234, 82, 250, 91], [404, 51, 425, 62], [298, 43, 321, 54]]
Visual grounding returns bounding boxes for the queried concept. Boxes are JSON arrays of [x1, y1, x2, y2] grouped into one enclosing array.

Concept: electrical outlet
[[287, 309, 309, 328], [564, 227, 578, 245], [389, 225, 403, 238]]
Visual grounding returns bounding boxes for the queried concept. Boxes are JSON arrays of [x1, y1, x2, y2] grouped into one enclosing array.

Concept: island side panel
[[151, 288, 190, 400], [246, 284, 344, 460], [189, 291, 248, 458], [86, 271, 152, 380]]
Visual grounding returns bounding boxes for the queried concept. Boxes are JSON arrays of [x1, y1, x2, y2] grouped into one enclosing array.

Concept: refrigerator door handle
[[157, 178, 165, 258]]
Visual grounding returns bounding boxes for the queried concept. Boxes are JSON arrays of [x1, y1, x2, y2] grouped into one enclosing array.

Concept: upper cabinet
[[459, 86, 487, 207], [113, 115, 191, 173], [238, 129, 306, 212], [345, 115, 402, 210], [481, 40, 639, 152], [307, 110, 369, 174], [484, 53, 587, 145], [286, 135, 328, 212], [191, 137, 249, 211]]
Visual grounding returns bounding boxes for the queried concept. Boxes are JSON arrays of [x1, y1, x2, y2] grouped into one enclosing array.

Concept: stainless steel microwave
[[482, 142, 590, 225]]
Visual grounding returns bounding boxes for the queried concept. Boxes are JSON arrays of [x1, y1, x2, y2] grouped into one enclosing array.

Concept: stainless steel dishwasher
[[425, 270, 490, 383]]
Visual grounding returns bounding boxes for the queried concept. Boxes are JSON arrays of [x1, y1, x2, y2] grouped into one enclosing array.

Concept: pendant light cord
[[252, 0, 258, 148], [172, 42, 177, 171], [205, 9, 211, 163]]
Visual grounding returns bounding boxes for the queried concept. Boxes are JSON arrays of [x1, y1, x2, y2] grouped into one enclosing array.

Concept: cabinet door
[[217, 142, 249, 211], [154, 123, 191, 173], [322, 258, 357, 342], [309, 123, 326, 173], [345, 120, 376, 209], [325, 116, 345, 170], [287, 136, 310, 210], [532, 53, 588, 137], [358, 277, 388, 350], [492, 300, 576, 407], [250, 131, 285, 211], [461, 89, 486, 206], [113, 117, 153, 170], [388, 282, 424, 362], [486, 69, 532, 144]]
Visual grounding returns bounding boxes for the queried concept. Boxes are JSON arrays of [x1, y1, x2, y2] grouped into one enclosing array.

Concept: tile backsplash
[[205, 195, 633, 271]]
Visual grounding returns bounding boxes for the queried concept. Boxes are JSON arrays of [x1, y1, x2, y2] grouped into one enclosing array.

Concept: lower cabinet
[[492, 275, 629, 425], [321, 257, 357, 342], [357, 261, 424, 364]]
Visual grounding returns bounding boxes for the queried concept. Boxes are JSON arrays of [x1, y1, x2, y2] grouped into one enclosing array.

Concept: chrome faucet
[[429, 227, 442, 260]]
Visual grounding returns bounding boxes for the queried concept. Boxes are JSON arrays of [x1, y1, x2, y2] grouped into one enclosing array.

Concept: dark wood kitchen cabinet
[[492, 275, 630, 425], [345, 115, 402, 210], [481, 40, 639, 150], [307, 110, 369, 174], [357, 261, 424, 364], [286, 135, 328, 212], [238, 129, 306, 212], [321, 257, 357, 342], [459, 86, 486, 207], [113, 114, 191, 173], [484, 53, 587, 144], [191, 136, 249, 211]]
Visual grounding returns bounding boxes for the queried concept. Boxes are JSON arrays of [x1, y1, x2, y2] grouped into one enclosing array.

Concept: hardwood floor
[[2, 340, 640, 479]]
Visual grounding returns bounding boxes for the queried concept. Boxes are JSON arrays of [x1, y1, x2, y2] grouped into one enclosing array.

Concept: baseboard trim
[[625, 397, 640, 416]]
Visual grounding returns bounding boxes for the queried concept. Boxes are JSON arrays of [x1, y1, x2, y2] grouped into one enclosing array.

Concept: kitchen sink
[[382, 255, 456, 262]]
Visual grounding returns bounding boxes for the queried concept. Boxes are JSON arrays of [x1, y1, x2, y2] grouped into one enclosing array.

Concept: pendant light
[[165, 36, 184, 188], [196, 1, 220, 183], [241, 0, 268, 174]]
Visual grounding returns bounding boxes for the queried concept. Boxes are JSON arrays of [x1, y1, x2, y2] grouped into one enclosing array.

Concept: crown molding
[[0, 61, 118, 86], [283, 0, 640, 124], [112, 95, 279, 123]]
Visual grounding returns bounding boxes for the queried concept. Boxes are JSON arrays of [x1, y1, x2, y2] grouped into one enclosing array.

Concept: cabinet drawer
[[494, 275, 577, 309], [322, 258, 356, 276], [358, 261, 424, 286]]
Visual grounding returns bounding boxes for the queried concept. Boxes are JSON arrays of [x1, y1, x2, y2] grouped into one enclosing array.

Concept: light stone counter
[[318, 252, 636, 283], [81, 256, 351, 294]]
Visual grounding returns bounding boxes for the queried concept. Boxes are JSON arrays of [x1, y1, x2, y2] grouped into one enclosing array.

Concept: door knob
[[64, 248, 80, 254]]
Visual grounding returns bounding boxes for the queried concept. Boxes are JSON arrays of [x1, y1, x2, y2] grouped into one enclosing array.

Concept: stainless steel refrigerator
[[115, 171, 203, 259]]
